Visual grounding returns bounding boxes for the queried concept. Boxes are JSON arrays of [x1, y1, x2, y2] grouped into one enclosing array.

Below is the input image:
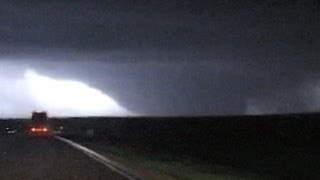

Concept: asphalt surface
[[0, 134, 128, 180]]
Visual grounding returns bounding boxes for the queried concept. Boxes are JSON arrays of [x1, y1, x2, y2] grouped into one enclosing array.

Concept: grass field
[[54, 114, 320, 180], [70, 138, 278, 180], [66, 136, 320, 180]]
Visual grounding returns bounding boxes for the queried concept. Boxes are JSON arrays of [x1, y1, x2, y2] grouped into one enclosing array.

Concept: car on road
[[27, 111, 53, 137], [5, 127, 18, 134]]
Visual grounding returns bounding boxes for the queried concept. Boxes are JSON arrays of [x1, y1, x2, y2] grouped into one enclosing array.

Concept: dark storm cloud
[[0, 0, 219, 51], [0, 0, 320, 116], [1, 0, 319, 56], [2, 0, 316, 51]]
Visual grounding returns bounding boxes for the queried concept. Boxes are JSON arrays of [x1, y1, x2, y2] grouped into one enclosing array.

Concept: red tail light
[[30, 127, 49, 132]]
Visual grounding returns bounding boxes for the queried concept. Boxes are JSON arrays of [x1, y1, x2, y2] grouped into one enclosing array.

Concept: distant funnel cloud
[[25, 70, 130, 116]]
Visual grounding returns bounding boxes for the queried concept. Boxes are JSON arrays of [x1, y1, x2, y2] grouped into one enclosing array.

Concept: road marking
[[55, 136, 142, 180]]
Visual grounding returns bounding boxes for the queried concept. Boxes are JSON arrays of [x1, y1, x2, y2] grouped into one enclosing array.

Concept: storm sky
[[0, 0, 320, 117]]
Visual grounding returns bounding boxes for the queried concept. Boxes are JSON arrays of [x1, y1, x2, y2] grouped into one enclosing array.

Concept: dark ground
[[51, 113, 320, 179], [2, 113, 320, 179], [0, 134, 127, 180]]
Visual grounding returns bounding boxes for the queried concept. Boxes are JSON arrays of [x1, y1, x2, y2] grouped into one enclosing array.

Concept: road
[[0, 134, 128, 180]]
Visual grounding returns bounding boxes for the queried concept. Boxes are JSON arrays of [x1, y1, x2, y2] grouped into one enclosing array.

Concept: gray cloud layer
[[0, 0, 320, 117]]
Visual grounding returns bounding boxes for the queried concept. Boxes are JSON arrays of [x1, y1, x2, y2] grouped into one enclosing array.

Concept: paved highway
[[0, 134, 128, 180]]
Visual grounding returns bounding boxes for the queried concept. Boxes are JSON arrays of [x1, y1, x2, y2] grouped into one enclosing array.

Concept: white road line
[[54, 136, 143, 180]]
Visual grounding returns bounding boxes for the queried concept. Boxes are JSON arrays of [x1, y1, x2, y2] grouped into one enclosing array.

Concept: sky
[[0, 0, 319, 117]]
